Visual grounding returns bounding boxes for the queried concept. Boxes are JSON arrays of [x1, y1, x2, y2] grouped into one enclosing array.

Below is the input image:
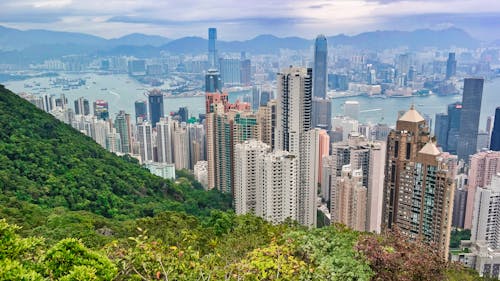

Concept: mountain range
[[0, 25, 491, 65]]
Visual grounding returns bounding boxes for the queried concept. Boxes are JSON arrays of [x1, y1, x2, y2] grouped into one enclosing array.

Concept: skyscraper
[[464, 151, 500, 229], [333, 165, 367, 232], [256, 150, 298, 224], [93, 100, 109, 120], [457, 78, 484, 161], [275, 66, 318, 227], [114, 110, 132, 154], [240, 59, 251, 86], [446, 102, 462, 154], [148, 90, 164, 128], [324, 134, 385, 232], [208, 28, 217, 69], [74, 97, 90, 116], [219, 58, 241, 85], [137, 122, 154, 163], [491, 107, 500, 151], [156, 118, 173, 164], [472, 174, 500, 247], [234, 140, 270, 215], [435, 113, 449, 150], [313, 35, 327, 99], [205, 69, 222, 93], [382, 107, 454, 258], [172, 122, 190, 170], [312, 97, 332, 130], [446, 52, 457, 79], [135, 100, 147, 123]]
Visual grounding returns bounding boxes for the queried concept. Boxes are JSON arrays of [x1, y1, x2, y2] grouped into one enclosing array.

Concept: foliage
[[0, 84, 231, 220], [356, 228, 447, 281], [286, 224, 373, 281], [450, 228, 471, 249]]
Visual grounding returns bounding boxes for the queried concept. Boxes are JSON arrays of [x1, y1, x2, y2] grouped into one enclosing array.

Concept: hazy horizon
[[1, 0, 499, 40]]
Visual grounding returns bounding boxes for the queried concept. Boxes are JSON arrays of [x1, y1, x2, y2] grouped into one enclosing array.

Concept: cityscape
[[1, 0, 500, 280]]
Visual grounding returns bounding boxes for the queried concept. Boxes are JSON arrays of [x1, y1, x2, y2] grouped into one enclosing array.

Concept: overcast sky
[[1, 0, 500, 40]]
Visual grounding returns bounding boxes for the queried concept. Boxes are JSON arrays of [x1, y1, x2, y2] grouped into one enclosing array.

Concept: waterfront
[[4, 73, 500, 129]]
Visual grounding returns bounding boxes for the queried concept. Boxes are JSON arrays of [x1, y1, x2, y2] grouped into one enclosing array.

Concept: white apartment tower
[[234, 140, 270, 215], [257, 150, 298, 224], [275, 66, 318, 227], [471, 174, 500, 249], [156, 117, 173, 164], [137, 122, 154, 163]]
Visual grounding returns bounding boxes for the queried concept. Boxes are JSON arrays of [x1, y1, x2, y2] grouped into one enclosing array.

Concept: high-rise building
[[453, 174, 500, 278], [464, 151, 500, 229], [114, 110, 132, 154], [435, 113, 449, 151], [106, 128, 122, 153], [205, 69, 222, 93], [194, 161, 208, 189], [177, 107, 189, 123], [382, 106, 454, 258], [135, 100, 147, 123], [208, 28, 217, 69], [148, 90, 164, 128], [257, 100, 277, 150], [156, 117, 173, 164], [447, 102, 462, 154], [457, 78, 484, 161], [74, 97, 90, 116], [137, 122, 154, 163], [312, 97, 332, 130], [452, 173, 468, 229], [219, 58, 241, 85], [234, 140, 270, 215], [324, 134, 385, 232], [446, 52, 457, 79], [275, 66, 318, 227], [313, 35, 327, 99], [260, 90, 272, 106], [256, 150, 298, 224], [491, 107, 500, 151], [240, 59, 251, 86], [188, 123, 205, 169], [471, 174, 500, 248], [93, 100, 109, 120], [172, 122, 190, 170], [333, 165, 367, 232]]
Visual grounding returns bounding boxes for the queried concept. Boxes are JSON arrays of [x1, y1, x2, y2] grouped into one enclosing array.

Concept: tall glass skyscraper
[[208, 28, 217, 69], [205, 69, 222, 93], [446, 52, 457, 79], [491, 107, 500, 151], [457, 78, 484, 161], [134, 100, 147, 123], [313, 35, 328, 99], [148, 90, 164, 128]]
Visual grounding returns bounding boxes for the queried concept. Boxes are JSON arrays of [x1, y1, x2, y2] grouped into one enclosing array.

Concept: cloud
[[0, 0, 499, 40]]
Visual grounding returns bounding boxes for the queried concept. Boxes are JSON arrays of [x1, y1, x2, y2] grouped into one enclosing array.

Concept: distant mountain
[[327, 28, 479, 50], [109, 33, 171, 47], [0, 25, 107, 51], [0, 25, 170, 51], [0, 25, 484, 62]]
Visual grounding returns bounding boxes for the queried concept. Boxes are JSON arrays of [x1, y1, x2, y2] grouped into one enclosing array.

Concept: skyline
[[1, 0, 500, 40]]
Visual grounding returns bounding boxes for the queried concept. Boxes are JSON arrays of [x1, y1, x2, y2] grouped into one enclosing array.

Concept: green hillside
[[0, 85, 484, 280], [0, 84, 231, 220]]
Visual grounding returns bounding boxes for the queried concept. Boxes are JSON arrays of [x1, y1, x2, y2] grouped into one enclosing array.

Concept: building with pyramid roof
[[382, 106, 455, 259]]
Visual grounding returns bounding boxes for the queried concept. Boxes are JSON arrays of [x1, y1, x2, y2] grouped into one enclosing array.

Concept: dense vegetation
[[0, 85, 487, 280], [0, 84, 231, 221]]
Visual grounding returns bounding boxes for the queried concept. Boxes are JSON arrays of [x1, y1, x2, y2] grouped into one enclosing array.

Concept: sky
[[1, 0, 500, 41]]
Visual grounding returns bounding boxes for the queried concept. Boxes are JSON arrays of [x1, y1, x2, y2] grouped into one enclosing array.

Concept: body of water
[[4, 73, 500, 130]]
